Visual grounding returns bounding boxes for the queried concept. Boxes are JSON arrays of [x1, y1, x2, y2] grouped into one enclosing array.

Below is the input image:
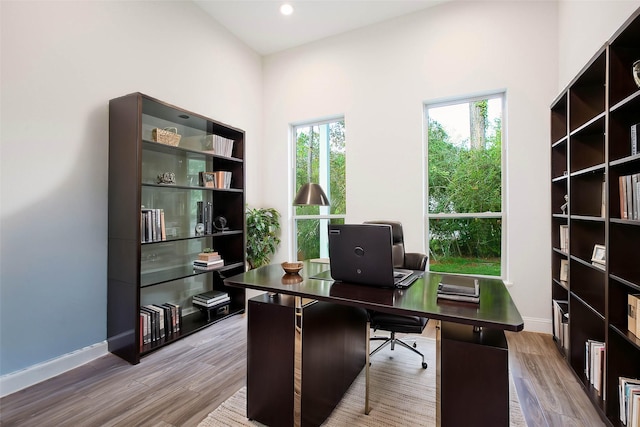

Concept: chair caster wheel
[[422, 362, 428, 369]]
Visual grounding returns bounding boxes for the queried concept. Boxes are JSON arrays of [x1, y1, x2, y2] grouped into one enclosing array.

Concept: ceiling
[[193, 0, 449, 55]]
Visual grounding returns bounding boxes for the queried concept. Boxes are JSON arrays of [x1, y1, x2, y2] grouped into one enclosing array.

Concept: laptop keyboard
[[395, 272, 422, 288]]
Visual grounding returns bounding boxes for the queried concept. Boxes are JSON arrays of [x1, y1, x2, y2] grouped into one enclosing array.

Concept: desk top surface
[[224, 261, 524, 331]]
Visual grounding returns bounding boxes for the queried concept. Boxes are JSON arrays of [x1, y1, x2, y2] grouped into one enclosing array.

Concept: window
[[292, 118, 346, 260], [425, 94, 505, 277]]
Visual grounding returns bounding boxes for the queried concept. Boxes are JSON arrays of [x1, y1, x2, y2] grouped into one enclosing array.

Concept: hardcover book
[[194, 290, 228, 303], [629, 294, 640, 337], [437, 275, 480, 303], [559, 224, 569, 252], [438, 275, 479, 296], [619, 377, 640, 425], [193, 297, 230, 308], [632, 123, 639, 156]]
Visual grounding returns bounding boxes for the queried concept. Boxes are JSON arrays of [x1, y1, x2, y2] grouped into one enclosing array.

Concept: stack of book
[[139, 303, 181, 349], [192, 290, 230, 309], [193, 250, 224, 270], [437, 275, 480, 304], [619, 377, 640, 426]]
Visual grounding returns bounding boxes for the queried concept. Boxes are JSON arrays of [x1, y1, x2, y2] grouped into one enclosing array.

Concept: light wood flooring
[[0, 315, 606, 426]]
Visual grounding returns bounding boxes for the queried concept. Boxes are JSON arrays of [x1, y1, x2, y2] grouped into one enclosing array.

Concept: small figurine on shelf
[[157, 172, 176, 185], [560, 195, 568, 215]]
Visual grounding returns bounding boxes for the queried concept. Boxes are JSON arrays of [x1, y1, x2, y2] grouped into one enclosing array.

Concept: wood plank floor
[[0, 315, 606, 426]]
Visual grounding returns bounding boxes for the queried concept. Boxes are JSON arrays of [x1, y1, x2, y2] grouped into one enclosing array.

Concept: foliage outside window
[[426, 95, 504, 276], [293, 119, 346, 260]]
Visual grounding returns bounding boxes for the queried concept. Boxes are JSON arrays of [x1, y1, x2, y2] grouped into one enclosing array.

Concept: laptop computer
[[327, 223, 422, 288]]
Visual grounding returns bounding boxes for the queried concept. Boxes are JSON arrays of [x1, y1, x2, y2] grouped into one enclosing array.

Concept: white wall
[[0, 0, 262, 383], [262, 0, 559, 331], [558, 0, 640, 91], [2, 0, 639, 395]]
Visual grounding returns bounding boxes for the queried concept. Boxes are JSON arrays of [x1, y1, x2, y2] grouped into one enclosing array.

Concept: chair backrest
[[363, 220, 406, 268]]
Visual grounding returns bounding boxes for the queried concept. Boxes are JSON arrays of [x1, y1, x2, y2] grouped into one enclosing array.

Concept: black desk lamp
[[293, 127, 330, 206], [293, 182, 330, 206]]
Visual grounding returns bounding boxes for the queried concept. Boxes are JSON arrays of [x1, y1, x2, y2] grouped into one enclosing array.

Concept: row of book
[[179, 134, 235, 158], [141, 208, 166, 243], [205, 134, 235, 158], [436, 275, 480, 304], [585, 339, 605, 396], [199, 171, 232, 189], [552, 299, 569, 353], [193, 250, 225, 271], [619, 173, 640, 220], [139, 303, 181, 348], [629, 294, 640, 339], [192, 290, 230, 308], [620, 376, 640, 426]]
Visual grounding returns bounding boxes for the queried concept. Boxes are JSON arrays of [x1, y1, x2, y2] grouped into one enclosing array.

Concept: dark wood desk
[[224, 261, 524, 427]]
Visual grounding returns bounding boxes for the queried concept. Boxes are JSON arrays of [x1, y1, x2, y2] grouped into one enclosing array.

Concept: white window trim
[[289, 118, 346, 261], [424, 91, 507, 280]]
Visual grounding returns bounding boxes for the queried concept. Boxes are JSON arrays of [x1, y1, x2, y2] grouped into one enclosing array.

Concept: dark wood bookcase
[[550, 8, 640, 425], [108, 93, 246, 364]]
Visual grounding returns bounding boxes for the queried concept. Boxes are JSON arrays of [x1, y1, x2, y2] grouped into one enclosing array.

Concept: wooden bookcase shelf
[[550, 8, 640, 426], [107, 93, 246, 364]]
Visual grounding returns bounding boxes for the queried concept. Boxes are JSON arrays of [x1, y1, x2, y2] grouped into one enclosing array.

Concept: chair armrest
[[404, 252, 428, 271]]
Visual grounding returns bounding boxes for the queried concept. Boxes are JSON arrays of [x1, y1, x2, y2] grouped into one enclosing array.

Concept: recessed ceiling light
[[280, 3, 294, 16]]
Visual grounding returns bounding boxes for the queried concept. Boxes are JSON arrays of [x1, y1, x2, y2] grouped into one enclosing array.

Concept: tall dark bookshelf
[[108, 93, 246, 364], [550, 8, 640, 426]]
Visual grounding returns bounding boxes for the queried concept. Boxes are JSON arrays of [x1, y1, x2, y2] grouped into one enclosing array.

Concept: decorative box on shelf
[[198, 250, 220, 262], [152, 127, 181, 146], [192, 290, 230, 321], [196, 302, 230, 322]]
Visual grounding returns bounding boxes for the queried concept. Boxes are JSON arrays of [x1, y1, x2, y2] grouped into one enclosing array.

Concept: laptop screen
[[328, 223, 398, 287]]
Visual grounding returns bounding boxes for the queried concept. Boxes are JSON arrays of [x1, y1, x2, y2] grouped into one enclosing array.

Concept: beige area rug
[[199, 336, 526, 426]]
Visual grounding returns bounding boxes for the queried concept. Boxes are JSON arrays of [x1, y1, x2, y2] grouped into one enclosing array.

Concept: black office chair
[[364, 220, 429, 369]]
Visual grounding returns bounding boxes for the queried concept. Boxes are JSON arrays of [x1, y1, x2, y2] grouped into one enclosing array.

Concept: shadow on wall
[[1, 103, 109, 376]]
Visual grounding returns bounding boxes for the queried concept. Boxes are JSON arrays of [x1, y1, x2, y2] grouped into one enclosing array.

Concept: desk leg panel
[[247, 295, 367, 427], [301, 303, 367, 426], [247, 296, 295, 427], [440, 322, 509, 427]]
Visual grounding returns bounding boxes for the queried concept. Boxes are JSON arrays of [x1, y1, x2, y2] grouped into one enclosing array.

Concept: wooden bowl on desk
[[281, 261, 303, 274]]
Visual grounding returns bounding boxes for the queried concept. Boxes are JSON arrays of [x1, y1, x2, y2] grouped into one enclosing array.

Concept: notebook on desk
[[327, 223, 422, 288]]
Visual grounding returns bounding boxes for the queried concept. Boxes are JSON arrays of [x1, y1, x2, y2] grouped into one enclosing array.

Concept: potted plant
[[246, 206, 281, 269]]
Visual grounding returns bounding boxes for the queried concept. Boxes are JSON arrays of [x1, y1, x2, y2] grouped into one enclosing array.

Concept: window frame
[[289, 116, 347, 261], [424, 92, 507, 279]]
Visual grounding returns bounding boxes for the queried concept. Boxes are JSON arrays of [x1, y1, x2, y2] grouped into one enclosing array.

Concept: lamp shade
[[293, 183, 330, 206]]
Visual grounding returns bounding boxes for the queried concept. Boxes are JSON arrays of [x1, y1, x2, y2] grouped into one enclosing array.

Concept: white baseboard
[[521, 316, 552, 334], [0, 341, 108, 398]]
